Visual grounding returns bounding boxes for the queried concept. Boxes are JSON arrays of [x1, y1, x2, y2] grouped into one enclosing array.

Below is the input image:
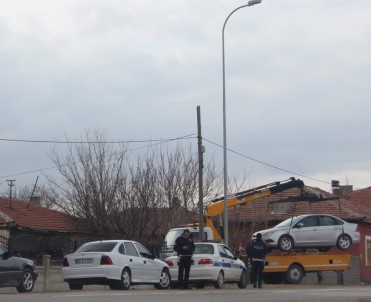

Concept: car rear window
[[77, 242, 118, 253], [194, 244, 214, 254]]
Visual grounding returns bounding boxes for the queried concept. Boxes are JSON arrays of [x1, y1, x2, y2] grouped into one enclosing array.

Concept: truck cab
[[160, 226, 214, 260]]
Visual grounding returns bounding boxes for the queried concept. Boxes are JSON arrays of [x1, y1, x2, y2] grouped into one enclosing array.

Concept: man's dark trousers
[[251, 260, 264, 286], [178, 255, 192, 288]]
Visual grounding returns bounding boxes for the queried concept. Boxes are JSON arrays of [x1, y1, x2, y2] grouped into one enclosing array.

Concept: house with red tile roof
[[225, 182, 371, 283], [0, 197, 94, 264]]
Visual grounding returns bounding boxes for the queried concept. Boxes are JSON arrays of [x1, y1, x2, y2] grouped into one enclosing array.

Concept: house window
[[366, 237, 371, 266]]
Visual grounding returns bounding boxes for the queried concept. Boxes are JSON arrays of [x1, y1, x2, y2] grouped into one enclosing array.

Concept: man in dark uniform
[[174, 229, 195, 289], [247, 233, 270, 289]]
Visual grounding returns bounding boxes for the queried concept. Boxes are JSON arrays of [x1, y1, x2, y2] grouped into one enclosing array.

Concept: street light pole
[[222, 0, 262, 245]]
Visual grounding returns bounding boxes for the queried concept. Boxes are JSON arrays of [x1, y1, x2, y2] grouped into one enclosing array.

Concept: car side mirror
[[296, 223, 304, 228]]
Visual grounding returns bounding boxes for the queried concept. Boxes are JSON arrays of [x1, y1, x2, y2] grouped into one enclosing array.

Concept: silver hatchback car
[[253, 214, 360, 252]]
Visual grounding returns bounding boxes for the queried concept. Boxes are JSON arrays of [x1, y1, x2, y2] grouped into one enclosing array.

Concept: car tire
[[68, 281, 83, 290], [278, 235, 294, 252], [16, 268, 36, 293], [285, 264, 304, 284], [116, 268, 131, 290], [154, 268, 171, 290], [263, 272, 284, 284], [237, 270, 248, 288], [214, 271, 224, 289], [337, 234, 352, 250]]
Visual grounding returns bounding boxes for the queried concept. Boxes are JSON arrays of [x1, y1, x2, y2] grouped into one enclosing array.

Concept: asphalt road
[[1, 285, 371, 302]]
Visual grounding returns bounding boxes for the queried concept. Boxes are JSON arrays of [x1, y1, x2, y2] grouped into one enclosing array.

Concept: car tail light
[[356, 225, 360, 232], [165, 260, 174, 267], [100, 255, 113, 265], [63, 258, 69, 267], [198, 258, 213, 265]]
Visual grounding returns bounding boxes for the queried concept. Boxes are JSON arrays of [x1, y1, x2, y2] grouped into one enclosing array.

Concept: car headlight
[[262, 230, 277, 237]]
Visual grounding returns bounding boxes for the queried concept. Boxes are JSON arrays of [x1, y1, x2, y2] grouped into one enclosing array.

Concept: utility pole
[[7, 179, 15, 209], [197, 106, 205, 241]]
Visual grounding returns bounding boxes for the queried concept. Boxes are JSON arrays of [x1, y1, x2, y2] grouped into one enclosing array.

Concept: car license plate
[[75, 258, 93, 264]]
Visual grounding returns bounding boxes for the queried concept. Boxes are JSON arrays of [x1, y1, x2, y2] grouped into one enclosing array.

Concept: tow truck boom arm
[[205, 177, 304, 240]]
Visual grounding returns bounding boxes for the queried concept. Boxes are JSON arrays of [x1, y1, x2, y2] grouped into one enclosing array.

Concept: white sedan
[[253, 214, 360, 252], [62, 240, 170, 290], [165, 242, 248, 289]]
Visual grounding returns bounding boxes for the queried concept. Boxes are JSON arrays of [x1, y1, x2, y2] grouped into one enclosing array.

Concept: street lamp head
[[248, 0, 262, 6]]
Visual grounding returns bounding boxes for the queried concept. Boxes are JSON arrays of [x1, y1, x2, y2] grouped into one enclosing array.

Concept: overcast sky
[[1, 0, 371, 194]]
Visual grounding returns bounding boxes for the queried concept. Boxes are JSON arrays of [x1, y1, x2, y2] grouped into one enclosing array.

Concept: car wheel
[[16, 268, 35, 293], [154, 269, 170, 290], [214, 271, 224, 289], [337, 234, 352, 250], [285, 264, 304, 284], [116, 268, 131, 290], [68, 281, 83, 290], [263, 272, 284, 284], [278, 235, 294, 252], [237, 270, 248, 288]]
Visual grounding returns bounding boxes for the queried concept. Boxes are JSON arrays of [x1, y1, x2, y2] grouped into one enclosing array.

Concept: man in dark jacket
[[246, 233, 270, 289], [174, 229, 195, 289]]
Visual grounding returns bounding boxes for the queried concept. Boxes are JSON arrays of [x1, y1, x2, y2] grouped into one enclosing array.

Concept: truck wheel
[[237, 270, 248, 288], [278, 235, 294, 252], [214, 271, 224, 289], [263, 272, 284, 284], [285, 264, 304, 284], [337, 234, 351, 250]]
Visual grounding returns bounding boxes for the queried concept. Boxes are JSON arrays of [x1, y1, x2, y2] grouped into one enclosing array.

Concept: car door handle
[[144, 261, 146, 264], [130, 259, 133, 262]]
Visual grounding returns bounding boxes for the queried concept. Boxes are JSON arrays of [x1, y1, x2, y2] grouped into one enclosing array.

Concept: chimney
[[331, 180, 353, 197], [332, 180, 340, 196]]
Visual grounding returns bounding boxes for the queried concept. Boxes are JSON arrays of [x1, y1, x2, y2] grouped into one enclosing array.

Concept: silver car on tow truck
[[253, 214, 360, 252]]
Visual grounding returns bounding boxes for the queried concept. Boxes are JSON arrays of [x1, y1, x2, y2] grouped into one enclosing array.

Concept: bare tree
[[47, 130, 221, 243], [47, 130, 128, 239]]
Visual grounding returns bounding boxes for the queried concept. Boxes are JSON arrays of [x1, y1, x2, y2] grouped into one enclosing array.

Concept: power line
[[203, 137, 331, 185], [0, 136, 194, 144], [0, 134, 196, 179]]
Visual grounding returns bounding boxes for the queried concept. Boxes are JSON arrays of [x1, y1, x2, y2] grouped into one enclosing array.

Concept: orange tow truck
[[162, 177, 352, 284]]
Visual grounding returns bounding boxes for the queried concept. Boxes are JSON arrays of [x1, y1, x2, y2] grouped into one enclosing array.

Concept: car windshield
[[274, 217, 301, 228], [164, 230, 183, 247], [194, 244, 214, 255], [76, 242, 118, 253]]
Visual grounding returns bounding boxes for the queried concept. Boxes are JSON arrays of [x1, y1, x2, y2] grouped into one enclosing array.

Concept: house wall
[[358, 223, 371, 283]]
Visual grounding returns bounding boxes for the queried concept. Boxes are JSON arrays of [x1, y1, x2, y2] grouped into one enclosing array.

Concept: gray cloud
[[1, 0, 371, 192]]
